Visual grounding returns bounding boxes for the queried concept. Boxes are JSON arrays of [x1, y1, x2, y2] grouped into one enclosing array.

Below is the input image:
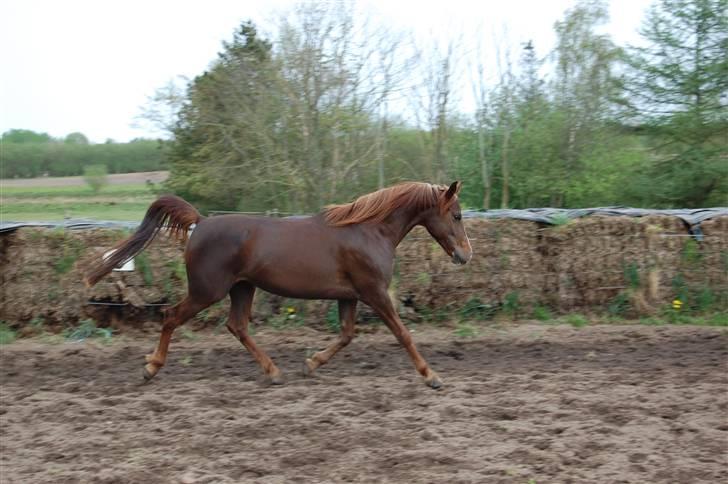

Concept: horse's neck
[[376, 205, 425, 249]]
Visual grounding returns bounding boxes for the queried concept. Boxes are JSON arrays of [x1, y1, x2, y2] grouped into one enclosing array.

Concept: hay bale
[[397, 219, 545, 312]]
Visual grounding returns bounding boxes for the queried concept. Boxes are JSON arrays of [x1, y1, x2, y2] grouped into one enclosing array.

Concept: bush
[[83, 165, 108, 193]]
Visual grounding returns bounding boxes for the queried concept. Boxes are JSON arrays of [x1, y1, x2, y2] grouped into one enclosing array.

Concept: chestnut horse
[[85, 181, 472, 388]]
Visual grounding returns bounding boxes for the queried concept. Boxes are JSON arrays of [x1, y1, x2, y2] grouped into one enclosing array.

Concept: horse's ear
[[444, 181, 462, 201]]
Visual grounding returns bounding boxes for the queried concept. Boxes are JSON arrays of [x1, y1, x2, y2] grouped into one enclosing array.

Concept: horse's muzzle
[[452, 249, 470, 265]]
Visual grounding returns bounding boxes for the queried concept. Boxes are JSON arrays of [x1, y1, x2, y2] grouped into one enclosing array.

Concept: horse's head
[[422, 181, 473, 265]]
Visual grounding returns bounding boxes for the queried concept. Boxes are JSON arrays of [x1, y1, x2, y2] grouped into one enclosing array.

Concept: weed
[[30, 316, 45, 330], [64, 319, 113, 343], [696, 287, 715, 312], [682, 239, 702, 265], [325, 304, 341, 333], [550, 213, 571, 226], [608, 292, 630, 316], [269, 305, 305, 329], [419, 306, 450, 324], [502, 292, 520, 317], [532, 305, 552, 321], [0, 323, 17, 344], [453, 322, 479, 339], [624, 263, 640, 289], [179, 355, 193, 366], [136, 253, 154, 285], [564, 314, 588, 328], [459, 298, 497, 321], [645, 311, 728, 326]]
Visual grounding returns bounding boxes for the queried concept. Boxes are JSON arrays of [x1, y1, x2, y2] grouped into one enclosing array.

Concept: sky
[[0, 0, 654, 143]]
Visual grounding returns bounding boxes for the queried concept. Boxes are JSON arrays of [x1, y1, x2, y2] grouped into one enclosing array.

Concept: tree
[[621, 0, 728, 206], [64, 132, 89, 144], [1, 129, 52, 143]]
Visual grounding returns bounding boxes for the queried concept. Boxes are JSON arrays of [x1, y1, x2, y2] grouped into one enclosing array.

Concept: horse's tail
[[84, 195, 202, 287]]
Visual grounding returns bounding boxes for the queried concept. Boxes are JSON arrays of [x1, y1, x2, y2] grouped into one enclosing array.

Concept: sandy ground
[[1, 171, 169, 188], [1, 323, 726, 483]]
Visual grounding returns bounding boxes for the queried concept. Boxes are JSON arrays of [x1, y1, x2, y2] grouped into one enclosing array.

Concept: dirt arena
[[1, 323, 726, 483]]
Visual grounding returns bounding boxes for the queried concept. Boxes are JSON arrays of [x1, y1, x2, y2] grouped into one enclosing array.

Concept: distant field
[[0, 172, 168, 221]]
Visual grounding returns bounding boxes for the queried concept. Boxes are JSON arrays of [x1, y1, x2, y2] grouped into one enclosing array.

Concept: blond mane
[[323, 182, 447, 227]]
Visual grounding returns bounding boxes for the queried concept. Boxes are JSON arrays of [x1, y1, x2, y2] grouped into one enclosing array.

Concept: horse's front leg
[[364, 289, 442, 389]]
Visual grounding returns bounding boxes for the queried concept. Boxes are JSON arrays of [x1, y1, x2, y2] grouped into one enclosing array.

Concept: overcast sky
[[0, 0, 653, 143]]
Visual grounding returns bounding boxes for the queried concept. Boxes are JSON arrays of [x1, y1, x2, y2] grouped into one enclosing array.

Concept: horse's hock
[[1, 215, 726, 329]]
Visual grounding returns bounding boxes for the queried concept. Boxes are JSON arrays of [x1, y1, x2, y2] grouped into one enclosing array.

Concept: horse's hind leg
[[143, 295, 211, 381], [226, 281, 283, 384], [303, 299, 356, 376]]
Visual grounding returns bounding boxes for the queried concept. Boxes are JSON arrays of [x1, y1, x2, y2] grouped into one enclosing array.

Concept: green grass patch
[[1, 182, 155, 221], [532, 305, 553, 321], [0, 323, 17, 344], [459, 298, 497, 322], [640, 311, 727, 326], [325, 303, 341, 333], [2, 183, 154, 198], [1, 201, 153, 221], [64, 319, 113, 343], [563, 313, 589, 328], [453, 322, 479, 339]]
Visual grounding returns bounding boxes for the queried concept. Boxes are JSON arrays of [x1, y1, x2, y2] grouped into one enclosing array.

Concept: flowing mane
[[323, 182, 445, 227]]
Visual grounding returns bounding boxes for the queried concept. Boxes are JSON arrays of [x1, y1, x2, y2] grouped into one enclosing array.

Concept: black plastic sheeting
[[0, 220, 139, 234], [463, 207, 727, 225], [2, 207, 726, 235]]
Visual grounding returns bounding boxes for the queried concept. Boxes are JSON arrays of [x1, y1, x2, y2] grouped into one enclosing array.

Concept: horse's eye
[[453, 213, 462, 221]]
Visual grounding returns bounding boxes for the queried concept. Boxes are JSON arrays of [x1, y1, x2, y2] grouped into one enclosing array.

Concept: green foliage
[[608, 292, 630, 316], [325, 304, 341, 333], [549, 213, 572, 226], [459, 298, 497, 321], [83, 164, 108, 194], [1, 134, 166, 178], [453, 322, 479, 339], [682, 239, 702, 265], [564, 314, 589, 328], [621, 0, 728, 207], [2, 183, 156, 222], [64, 319, 113, 343], [624, 263, 640, 289], [532, 305, 552, 321], [502, 292, 520, 317], [0, 322, 17, 345], [53, 234, 83, 275], [135, 253, 154, 285], [647, 309, 728, 326]]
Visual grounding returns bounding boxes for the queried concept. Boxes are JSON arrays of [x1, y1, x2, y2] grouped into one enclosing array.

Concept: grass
[[562, 313, 589, 328], [532, 305, 552, 321], [453, 321, 479, 339], [1, 183, 155, 221], [64, 319, 113, 343], [0, 322, 17, 344], [640, 310, 728, 326]]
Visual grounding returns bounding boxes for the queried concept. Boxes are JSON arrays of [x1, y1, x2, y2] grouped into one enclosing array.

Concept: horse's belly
[[244, 262, 356, 300]]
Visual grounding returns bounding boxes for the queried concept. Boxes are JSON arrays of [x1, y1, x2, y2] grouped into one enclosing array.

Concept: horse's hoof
[[262, 372, 284, 386], [142, 364, 158, 383], [425, 375, 443, 390], [302, 359, 317, 377]]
